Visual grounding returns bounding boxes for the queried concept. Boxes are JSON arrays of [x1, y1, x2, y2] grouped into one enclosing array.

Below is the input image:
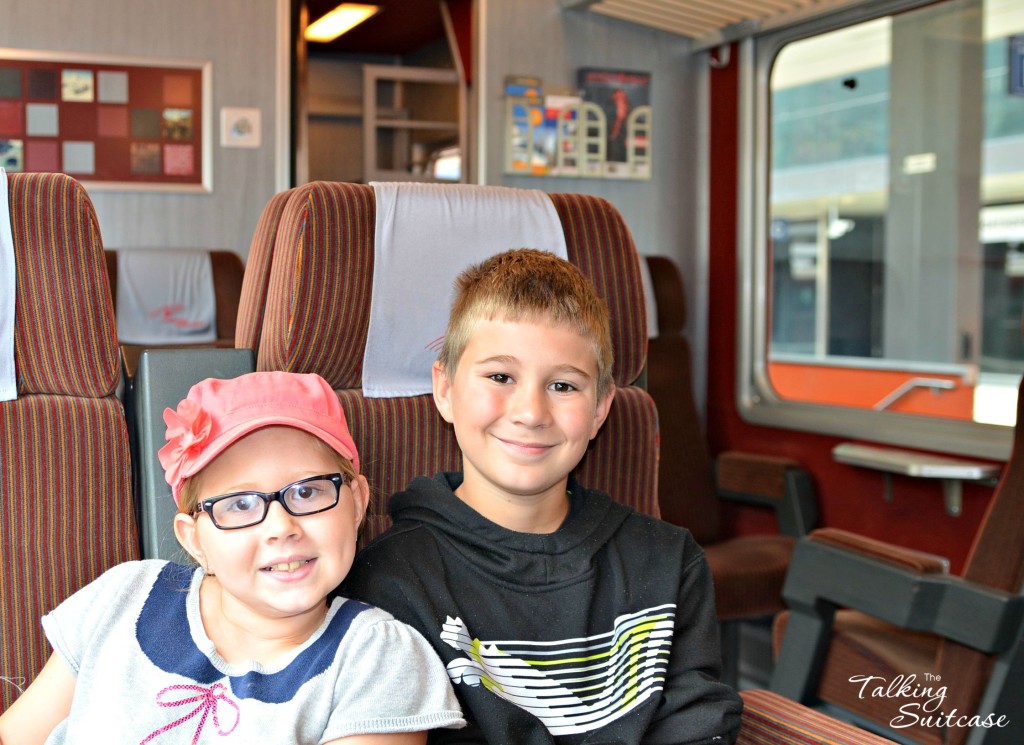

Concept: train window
[[740, 0, 1024, 459]]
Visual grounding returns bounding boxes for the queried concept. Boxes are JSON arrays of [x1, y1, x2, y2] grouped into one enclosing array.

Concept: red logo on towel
[[149, 304, 207, 330]]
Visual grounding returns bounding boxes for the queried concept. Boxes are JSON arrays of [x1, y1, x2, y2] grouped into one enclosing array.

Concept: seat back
[[105, 247, 246, 378], [644, 255, 721, 544], [131, 347, 255, 560], [772, 375, 1024, 745], [0, 173, 139, 709], [105, 248, 246, 345], [235, 187, 295, 355], [251, 181, 657, 543]]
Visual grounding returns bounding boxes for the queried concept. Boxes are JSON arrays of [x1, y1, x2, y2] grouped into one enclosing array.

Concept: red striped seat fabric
[[738, 689, 898, 745], [0, 172, 139, 710], [246, 182, 658, 544], [235, 186, 296, 355]]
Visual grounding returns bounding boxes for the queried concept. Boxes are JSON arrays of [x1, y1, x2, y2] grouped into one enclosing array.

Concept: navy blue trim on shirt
[[136, 563, 370, 703]]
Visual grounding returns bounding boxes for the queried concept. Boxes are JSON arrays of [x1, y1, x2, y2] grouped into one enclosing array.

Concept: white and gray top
[[41, 560, 464, 744]]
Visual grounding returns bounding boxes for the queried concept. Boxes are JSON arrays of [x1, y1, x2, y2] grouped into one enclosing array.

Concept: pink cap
[[158, 371, 359, 505]]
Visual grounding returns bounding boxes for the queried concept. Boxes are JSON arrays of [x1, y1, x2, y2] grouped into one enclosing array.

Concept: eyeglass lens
[[207, 474, 342, 529]]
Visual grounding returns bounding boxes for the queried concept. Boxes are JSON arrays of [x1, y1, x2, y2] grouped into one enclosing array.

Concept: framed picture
[[577, 68, 652, 179], [502, 70, 653, 180], [220, 107, 261, 149], [0, 48, 212, 192]]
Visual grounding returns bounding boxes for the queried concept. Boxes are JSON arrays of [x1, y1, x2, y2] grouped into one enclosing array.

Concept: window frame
[[737, 0, 1015, 461]]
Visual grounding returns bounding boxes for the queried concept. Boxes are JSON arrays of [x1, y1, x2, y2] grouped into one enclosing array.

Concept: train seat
[[770, 375, 1024, 745], [0, 172, 140, 710], [644, 254, 818, 684], [104, 247, 246, 378], [238, 181, 891, 743], [246, 180, 657, 544], [234, 186, 295, 357], [737, 689, 898, 744]]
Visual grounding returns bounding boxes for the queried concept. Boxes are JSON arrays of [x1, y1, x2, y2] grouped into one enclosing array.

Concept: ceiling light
[[305, 3, 381, 43]]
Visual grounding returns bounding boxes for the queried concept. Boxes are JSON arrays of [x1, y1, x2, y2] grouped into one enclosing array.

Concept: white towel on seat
[[115, 249, 217, 345], [0, 168, 16, 401], [363, 182, 569, 397]]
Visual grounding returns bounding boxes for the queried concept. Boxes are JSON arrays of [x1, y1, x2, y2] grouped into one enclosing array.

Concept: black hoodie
[[342, 473, 743, 745]]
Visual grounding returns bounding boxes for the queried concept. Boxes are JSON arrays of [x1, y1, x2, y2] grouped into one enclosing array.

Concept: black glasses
[[196, 473, 347, 530]]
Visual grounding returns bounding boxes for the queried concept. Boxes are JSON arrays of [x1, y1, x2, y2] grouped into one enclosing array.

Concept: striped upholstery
[[738, 689, 897, 745], [249, 182, 657, 542], [235, 187, 295, 353], [549, 192, 646, 386], [10, 174, 120, 397], [256, 182, 375, 387], [576, 386, 658, 516], [0, 173, 139, 710], [337, 391, 462, 542]]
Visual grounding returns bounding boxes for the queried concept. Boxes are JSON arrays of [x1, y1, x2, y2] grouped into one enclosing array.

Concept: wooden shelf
[[308, 98, 362, 119], [374, 118, 459, 131], [362, 64, 465, 183]]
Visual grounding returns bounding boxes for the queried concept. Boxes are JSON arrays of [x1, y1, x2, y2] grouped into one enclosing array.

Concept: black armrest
[[129, 347, 256, 560], [783, 537, 1022, 651], [771, 536, 1024, 702], [714, 451, 818, 537]]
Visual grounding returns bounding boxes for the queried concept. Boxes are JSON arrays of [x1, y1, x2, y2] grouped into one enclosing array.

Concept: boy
[[343, 249, 743, 744]]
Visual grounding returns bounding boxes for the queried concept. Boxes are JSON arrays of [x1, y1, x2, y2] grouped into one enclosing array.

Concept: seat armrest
[[738, 689, 897, 745], [714, 451, 818, 537], [782, 535, 1022, 653], [130, 347, 256, 559], [809, 527, 950, 574], [771, 535, 1024, 705]]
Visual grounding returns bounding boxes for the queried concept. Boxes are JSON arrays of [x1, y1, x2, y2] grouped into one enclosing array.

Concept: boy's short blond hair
[[438, 248, 614, 398]]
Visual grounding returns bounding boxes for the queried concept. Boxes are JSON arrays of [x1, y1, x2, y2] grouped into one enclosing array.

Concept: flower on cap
[[159, 399, 213, 493]]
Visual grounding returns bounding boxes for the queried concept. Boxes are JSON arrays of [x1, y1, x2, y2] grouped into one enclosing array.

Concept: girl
[[0, 371, 464, 744]]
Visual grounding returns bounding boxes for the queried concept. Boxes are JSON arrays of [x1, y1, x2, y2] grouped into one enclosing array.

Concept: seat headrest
[[236, 188, 295, 353], [645, 255, 687, 337], [256, 182, 647, 390], [8, 173, 119, 398]]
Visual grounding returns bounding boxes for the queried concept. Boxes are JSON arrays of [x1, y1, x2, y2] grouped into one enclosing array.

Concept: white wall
[[2, 0, 286, 257], [2, 0, 710, 403], [477, 0, 706, 400]]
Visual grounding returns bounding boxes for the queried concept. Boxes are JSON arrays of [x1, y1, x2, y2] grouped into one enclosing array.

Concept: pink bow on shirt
[[140, 682, 240, 744]]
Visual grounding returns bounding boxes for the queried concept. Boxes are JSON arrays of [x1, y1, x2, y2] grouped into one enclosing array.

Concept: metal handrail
[[874, 377, 957, 411]]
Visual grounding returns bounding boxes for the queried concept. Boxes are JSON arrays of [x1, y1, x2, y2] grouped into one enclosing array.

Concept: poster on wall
[[0, 48, 211, 192], [577, 67, 652, 179], [503, 70, 652, 180]]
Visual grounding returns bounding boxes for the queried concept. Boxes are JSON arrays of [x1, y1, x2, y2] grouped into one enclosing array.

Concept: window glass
[[766, 0, 1024, 428]]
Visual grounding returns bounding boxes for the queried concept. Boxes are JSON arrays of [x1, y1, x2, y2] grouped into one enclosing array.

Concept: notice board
[[0, 48, 211, 192]]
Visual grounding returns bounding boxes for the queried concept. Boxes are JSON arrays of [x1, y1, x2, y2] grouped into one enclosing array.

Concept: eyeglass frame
[[194, 472, 348, 530]]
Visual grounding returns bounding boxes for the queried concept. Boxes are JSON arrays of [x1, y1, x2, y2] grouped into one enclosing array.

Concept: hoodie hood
[[387, 472, 632, 588]]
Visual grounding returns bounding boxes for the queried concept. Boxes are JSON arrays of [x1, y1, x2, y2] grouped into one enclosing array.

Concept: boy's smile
[[433, 317, 614, 531]]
